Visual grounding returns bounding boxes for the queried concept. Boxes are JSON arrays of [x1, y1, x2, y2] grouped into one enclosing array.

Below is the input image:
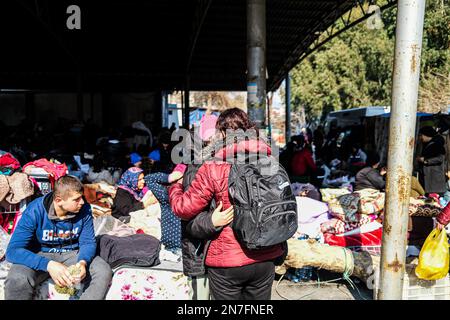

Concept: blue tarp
[[377, 112, 434, 118]]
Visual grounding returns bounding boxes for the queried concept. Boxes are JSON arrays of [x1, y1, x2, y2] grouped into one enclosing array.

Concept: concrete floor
[[271, 270, 373, 300]]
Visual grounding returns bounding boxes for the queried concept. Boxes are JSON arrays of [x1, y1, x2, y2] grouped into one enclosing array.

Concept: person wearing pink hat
[[170, 108, 285, 300], [199, 114, 219, 142], [169, 112, 236, 300]]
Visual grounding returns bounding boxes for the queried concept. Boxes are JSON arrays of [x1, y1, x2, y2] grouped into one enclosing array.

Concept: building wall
[[0, 94, 26, 126], [0, 91, 161, 130]]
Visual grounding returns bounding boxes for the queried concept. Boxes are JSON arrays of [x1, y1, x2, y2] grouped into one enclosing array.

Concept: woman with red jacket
[[290, 134, 317, 178], [436, 202, 450, 230], [169, 108, 284, 300]]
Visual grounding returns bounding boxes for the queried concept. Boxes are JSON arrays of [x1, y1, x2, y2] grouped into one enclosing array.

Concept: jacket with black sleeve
[[181, 164, 221, 277], [111, 188, 144, 223]]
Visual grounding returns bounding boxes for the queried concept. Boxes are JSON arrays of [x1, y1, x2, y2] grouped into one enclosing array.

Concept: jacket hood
[[214, 139, 272, 160], [201, 130, 272, 161]]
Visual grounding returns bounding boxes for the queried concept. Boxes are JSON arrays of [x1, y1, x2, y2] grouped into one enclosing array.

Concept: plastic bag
[[415, 228, 450, 280]]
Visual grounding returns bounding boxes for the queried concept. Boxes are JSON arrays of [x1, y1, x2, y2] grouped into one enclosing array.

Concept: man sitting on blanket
[[5, 175, 112, 300]]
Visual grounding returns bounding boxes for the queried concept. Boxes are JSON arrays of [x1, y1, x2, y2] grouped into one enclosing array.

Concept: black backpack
[[228, 155, 298, 249]]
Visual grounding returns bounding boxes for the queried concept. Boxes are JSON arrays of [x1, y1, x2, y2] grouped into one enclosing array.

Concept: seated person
[[347, 144, 368, 175], [347, 144, 367, 164], [86, 155, 115, 185], [129, 152, 142, 168], [5, 175, 112, 300], [148, 150, 160, 166], [140, 157, 154, 176], [149, 131, 174, 174], [290, 135, 317, 182], [354, 153, 386, 191], [111, 167, 153, 223]]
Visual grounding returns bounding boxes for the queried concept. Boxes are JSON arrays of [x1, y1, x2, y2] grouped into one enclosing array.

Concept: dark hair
[[366, 152, 381, 167], [419, 126, 437, 138], [54, 175, 84, 200], [159, 130, 172, 145], [140, 157, 154, 176], [292, 135, 305, 147], [216, 108, 255, 133], [353, 142, 362, 150], [92, 155, 106, 172]]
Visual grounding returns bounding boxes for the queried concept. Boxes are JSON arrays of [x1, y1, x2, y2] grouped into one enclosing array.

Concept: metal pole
[[247, 0, 266, 129], [378, 0, 426, 300], [267, 93, 272, 141], [161, 91, 168, 129], [184, 77, 190, 129], [285, 73, 291, 143]]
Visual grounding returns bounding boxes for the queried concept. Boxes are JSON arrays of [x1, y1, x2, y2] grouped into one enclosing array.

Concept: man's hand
[[211, 201, 234, 227], [417, 157, 425, 164], [380, 167, 387, 176], [73, 261, 87, 284], [47, 261, 74, 287]]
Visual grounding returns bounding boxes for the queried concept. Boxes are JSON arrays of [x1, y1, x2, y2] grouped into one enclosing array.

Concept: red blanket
[[23, 158, 68, 179], [323, 228, 383, 247], [0, 153, 20, 170]]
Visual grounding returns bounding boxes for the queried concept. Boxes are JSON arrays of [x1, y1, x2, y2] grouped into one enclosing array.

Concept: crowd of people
[[2, 108, 291, 300], [2, 108, 450, 301], [280, 124, 449, 200]]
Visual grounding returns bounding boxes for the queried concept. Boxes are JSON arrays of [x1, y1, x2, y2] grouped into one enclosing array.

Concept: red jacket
[[291, 148, 316, 176], [169, 140, 284, 268], [437, 202, 450, 226]]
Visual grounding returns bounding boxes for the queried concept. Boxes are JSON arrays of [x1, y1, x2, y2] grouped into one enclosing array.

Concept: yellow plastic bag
[[415, 228, 450, 280]]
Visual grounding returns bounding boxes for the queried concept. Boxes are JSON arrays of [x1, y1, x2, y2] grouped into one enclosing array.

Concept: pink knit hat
[[199, 114, 218, 141]]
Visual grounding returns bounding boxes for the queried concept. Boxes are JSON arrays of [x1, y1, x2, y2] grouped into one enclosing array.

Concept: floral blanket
[[0, 259, 191, 300], [327, 189, 385, 222], [105, 267, 191, 300]]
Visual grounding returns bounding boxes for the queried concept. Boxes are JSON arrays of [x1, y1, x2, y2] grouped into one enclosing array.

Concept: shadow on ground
[[272, 269, 373, 300]]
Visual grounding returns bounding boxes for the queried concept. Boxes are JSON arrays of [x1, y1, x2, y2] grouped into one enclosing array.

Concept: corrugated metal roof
[[0, 0, 360, 91]]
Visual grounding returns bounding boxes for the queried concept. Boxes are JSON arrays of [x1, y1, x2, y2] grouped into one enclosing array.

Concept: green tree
[[290, 0, 449, 119]]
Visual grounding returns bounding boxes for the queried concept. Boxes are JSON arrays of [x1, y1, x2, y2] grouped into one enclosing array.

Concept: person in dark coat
[[151, 130, 175, 174], [354, 153, 386, 191], [279, 141, 296, 175], [180, 163, 233, 300], [178, 114, 234, 300], [169, 108, 285, 300], [417, 126, 447, 195]]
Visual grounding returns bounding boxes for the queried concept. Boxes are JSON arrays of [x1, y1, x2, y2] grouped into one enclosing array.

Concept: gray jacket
[[354, 167, 385, 191]]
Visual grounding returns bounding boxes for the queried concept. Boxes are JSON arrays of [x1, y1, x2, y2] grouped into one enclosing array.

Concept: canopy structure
[[0, 0, 396, 92]]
